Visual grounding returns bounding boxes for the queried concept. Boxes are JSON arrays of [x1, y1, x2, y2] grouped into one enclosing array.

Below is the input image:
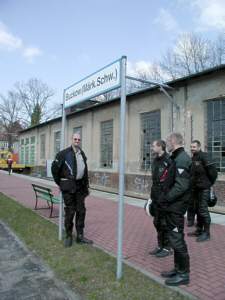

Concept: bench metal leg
[[34, 195, 38, 210], [49, 202, 53, 218]]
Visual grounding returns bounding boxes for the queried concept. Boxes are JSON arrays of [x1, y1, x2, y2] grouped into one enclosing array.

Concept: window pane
[[207, 98, 225, 172], [30, 136, 35, 144], [100, 120, 113, 168], [40, 134, 46, 159], [140, 110, 161, 170], [54, 131, 61, 155]]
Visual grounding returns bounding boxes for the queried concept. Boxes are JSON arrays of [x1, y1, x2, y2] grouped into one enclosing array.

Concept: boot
[[161, 269, 177, 278], [165, 272, 189, 286], [187, 228, 202, 237], [149, 246, 162, 255], [196, 223, 210, 242], [64, 236, 73, 248], [76, 234, 93, 244], [155, 248, 173, 258], [196, 232, 210, 242]]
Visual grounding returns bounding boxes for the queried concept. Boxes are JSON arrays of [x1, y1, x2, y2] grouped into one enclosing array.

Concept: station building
[[19, 65, 225, 209]]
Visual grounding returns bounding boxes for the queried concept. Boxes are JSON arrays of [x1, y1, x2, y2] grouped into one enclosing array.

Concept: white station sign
[[64, 59, 121, 108]]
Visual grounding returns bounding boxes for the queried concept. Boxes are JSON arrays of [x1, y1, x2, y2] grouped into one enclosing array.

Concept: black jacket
[[191, 151, 212, 190], [151, 152, 174, 203], [165, 147, 192, 215], [51, 146, 89, 194]]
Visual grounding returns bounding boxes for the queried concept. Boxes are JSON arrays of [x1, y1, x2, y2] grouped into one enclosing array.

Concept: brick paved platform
[[0, 171, 225, 300]]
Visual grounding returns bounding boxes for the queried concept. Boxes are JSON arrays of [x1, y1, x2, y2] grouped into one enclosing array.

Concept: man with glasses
[[52, 133, 93, 247]]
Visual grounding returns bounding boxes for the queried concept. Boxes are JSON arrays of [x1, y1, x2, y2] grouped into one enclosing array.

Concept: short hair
[[154, 139, 166, 151], [191, 140, 201, 147], [168, 132, 183, 145], [72, 132, 80, 138]]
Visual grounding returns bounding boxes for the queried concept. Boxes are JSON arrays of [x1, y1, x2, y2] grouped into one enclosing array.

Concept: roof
[[20, 64, 225, 134]]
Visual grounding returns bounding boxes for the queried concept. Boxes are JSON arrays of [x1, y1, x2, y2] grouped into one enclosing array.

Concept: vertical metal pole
[[59, 90, 66, 241], [117, 56, 127, 280], [171, 103, 174, 132]]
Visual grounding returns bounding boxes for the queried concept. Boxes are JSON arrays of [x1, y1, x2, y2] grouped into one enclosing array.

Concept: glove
[[144, 198, 154, 217]]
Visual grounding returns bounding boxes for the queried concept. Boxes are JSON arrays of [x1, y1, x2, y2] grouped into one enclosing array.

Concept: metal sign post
[[58, 90, 66, 241], [117, 56, 127, 280]]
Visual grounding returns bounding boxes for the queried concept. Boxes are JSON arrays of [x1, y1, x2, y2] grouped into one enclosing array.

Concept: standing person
[[149, 140, 172, 258], [6, 155, 13, 175], [159, 133, 191, 286], [51, 133, 93, 248], [188, 140, 217, 242]]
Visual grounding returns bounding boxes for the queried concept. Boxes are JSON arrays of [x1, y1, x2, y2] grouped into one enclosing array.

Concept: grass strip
[[0, 193, 191, 300]]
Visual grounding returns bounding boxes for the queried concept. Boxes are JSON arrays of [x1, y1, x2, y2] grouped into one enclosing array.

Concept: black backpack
[[205, 163, 218, 185]]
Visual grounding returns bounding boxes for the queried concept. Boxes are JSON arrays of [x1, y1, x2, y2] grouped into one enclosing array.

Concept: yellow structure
[[0, 150, 25, 170]]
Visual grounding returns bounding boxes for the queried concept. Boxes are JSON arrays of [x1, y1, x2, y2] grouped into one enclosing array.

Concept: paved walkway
[[0, 221, 82, 300], [0, 171, 225, 300]]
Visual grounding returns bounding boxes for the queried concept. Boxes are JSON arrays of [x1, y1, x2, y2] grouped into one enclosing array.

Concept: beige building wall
[[18, 71, 225, 175]]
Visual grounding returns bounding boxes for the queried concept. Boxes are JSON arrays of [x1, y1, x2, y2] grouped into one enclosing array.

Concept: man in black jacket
[[159, 133, 191, 286], [51, 133, 93, 247], [188, 140, 213, 242], [149, 140, 172, 258]]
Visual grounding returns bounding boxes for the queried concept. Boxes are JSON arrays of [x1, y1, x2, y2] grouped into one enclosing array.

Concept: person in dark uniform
[[51, 133, 93, 247], [149, 140, 172, 258], [6, 156, 13, 175], [187, 140, 214, 242], [158, 133, 191, 286]]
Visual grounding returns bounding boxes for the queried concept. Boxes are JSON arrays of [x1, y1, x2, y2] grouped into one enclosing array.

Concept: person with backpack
[[188, 140, 218, 242]]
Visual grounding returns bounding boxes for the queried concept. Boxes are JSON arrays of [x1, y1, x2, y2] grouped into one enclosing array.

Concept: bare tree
[[160, 33, 225, 79], [211, 34, 225, 66], [15, 78, 55, 125], [0, 91, 24, 150]]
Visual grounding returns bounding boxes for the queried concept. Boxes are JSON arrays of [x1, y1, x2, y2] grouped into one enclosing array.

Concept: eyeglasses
[[74, 138, 81, 141]]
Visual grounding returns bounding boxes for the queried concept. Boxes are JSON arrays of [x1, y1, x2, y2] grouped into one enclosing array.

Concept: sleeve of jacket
[[167, 160, 191, 203], [51, 152, 64, 186], [81, 151, 89, 188]]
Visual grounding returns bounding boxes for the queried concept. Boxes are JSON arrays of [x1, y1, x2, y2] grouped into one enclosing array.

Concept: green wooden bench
[[32, 183, 60, 218]]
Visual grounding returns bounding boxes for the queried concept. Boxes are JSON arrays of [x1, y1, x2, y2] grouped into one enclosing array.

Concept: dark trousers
[[8, 166, 12, 175], [63, 185, 86, 237], [187, 196, 196, 224], [193, 189, 211, 233], [153, 211, 170, 249], [165, 213, 190, 273]]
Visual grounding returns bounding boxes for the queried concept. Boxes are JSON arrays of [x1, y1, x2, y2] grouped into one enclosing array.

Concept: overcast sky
[[1, 0, 225, 103]]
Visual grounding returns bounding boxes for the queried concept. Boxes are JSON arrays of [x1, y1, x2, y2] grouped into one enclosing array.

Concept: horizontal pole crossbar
[[126, 75, 179, 110]]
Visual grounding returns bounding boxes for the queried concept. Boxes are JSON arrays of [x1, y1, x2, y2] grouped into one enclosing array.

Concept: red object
[[7, 158, 13, 166]]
